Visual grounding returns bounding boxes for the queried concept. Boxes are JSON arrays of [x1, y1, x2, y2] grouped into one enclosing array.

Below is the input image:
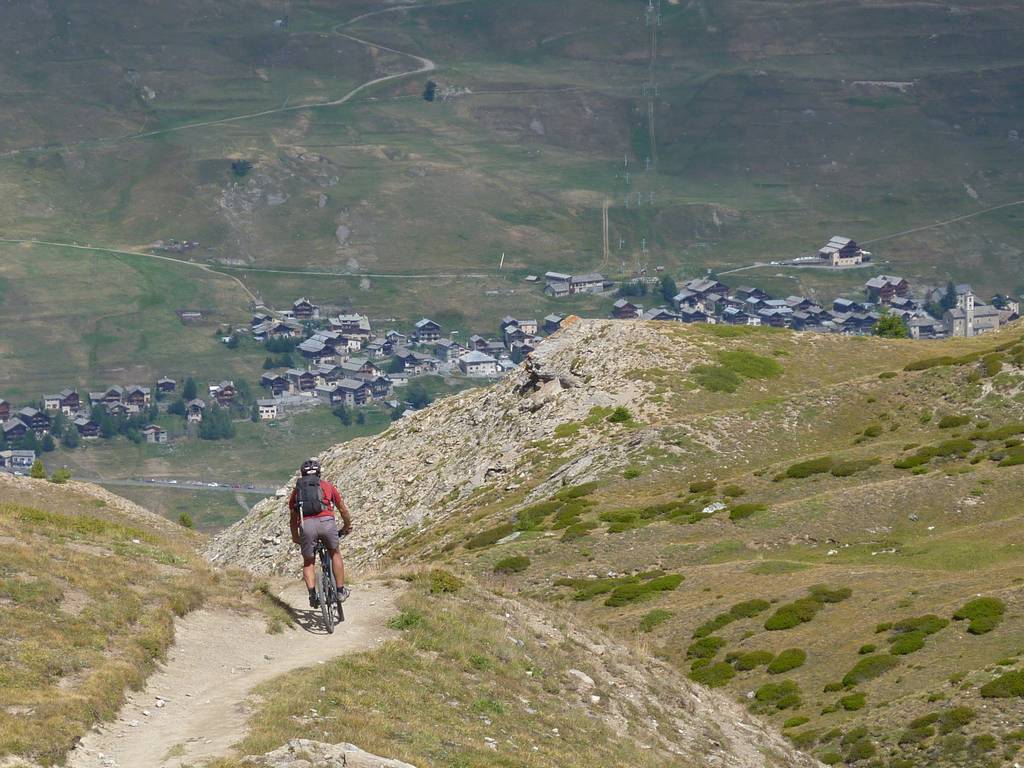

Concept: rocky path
[[67, 581, 398, 768]]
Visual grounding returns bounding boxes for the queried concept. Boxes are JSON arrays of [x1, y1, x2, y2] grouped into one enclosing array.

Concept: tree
[[250, 403, 260, 423], [659, 275, 678, 304], [29, 459, 46, 479], [50, 467, 71, 484], [18, 432, 40, 452], [199, 405, 235, 440], [62, 426, 80, 450], [356, 410, 366, 426], [51, 411, 65, 436], [231, 159, 253, 177], [168, 398, 187, 416], [99, 415, 117, 439], [423, 80, 437, 102], [386, 357, 405, 374], [940, 281, 958, 311], [183, 377, 198, 401], [407, 381, 432, 410], [226, 334, 240, 349], [874, 310, 909, 339], [148, 401, 160, 421], [333, 404, 352, 426], [263, 356, 276, 370], [617, 280, 648, 298], [178, 512, 194, 529], [41, 434, 55, 452]]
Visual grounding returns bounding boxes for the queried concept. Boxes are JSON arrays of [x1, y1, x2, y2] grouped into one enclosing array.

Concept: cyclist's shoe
[[308, 588, 320, 609], [338, 585, 351, 604]]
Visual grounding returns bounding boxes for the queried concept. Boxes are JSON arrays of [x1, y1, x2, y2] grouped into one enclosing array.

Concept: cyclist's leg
[[319, 519, 344, 589], [299, 519, 317, 588]]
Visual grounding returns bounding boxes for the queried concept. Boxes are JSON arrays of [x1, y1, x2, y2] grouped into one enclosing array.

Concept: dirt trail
[[67, 580, 398, 768]]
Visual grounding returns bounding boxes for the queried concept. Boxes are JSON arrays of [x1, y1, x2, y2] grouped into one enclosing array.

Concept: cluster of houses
[[0, 381, 178, 448], [610, 275, 1018, 339], [542, 272, 609, 298]]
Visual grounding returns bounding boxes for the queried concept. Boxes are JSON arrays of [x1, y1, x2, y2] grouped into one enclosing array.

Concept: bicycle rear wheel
[[316, 554, 335, 634]]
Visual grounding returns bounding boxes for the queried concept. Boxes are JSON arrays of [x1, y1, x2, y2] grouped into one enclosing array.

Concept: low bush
[[606, 407, 633, 424], [638, 609, 673, 633], [764, 597, 821, 630], [982, 353, 1004, 377], [555, 482, 600, 500], [465, 523, 516, 550], [689, 480, 716, 494], [844, 738, 876, 761], [718, 350, 784, 379], [842, 654, 900, 688], [428, 569, 464, 594], [493, 556, 530, 575], [862, 424, 883, 438], [830, 458, 880, 477], [783, 716, 810, 729], [733, 650, 775, 671], [939, 414, 971, 429], [980, 670, 1024, 698], [899, 725, 934, 744], [687, 635, 726, 659], [559, 575, 638, 601], [818, 752, 842, 766], [890, 633, 926, 655], [560, 521, 598, 542], [784, 456, 834, 479], [952, 596, 1005, 634], [767, 648, 807, 674], [809, 584, 853, 603], [879, 371, 898, 379], [693, 364, 742, 393], [387, 608, 426, 630], [729, 502, 767, 521], [788, 730, 820, 749], [604, 573, 683, 607], [688, 661, 735, 687], [722, 484, 746, 497], [895, 438, 976, 469], [754, 680, 802, 711], [622, 467, 641, 479], [839, 692, 866, 711], [858, 644, 876, 655], [694, 599, 770, 638], [938, 706, 975, 734]]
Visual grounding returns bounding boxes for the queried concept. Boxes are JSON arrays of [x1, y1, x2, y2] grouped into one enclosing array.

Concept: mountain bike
[[313, 538, 344, 633]]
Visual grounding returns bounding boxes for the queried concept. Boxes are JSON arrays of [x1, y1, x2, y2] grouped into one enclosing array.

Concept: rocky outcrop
[[243, 739, 415, 768], [206, 320, 687, 575]]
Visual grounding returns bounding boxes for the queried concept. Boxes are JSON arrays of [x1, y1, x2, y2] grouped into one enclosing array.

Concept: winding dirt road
[[67, 580, 398, 768]]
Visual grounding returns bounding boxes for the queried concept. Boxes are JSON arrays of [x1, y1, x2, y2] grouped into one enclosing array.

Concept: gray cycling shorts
[[300, 516, 339, 559]]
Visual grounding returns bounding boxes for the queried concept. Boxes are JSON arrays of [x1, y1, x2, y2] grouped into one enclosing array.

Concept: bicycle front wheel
[[316, 559, 334, 634]]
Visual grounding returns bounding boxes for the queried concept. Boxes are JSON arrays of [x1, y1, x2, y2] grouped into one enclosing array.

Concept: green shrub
[[862, 424, 883, 437], [688, 660, 735, 687], [722, 484, 745, 497], [890, 633, 926, 655], [982, 353, 1004, 377], [604, 574, 683, 607], [687, 635, 726, 660], [387, 609, 425, 630], [729, 502, 768, 521], [764, 597, 821, 630], [493, 556, 530, 575], [839, 692, 866, 711], [178, 512, 194, 529], [818, 752, 842, 766], [788, 729, 820, 749], [939, 414, 971, 429], [719, 350, 784, 379], [783, 716, 810, 729], [809, 585, 853, 603], [560, 575, 637, 601], [50, 467, 72, 484], [555, 482, 600, 500], [638, 609, 673, 633], [952, 596, 1005, 634], [466, 522, 515, 550], [560, 521, 598, 542], [875, 622, 892, 633], [842, 654, 899, 687], [689, 480, 716, 494], [980, 670, 1024, 698], [754, 680, 802, 711], [767, 648, 807, 674], [622, 467, 641, 479], [938, 706, 975, 734], [844, 738, 876, 761], [899, 725, 934, 744], [428, 569, 464, 593], [693, 364, 742, 393], [858, 644, 876, 654], [909, 712, 940, 729], [879, 371, 898, 379], [841, 726, 868, 746], [784, 456, 834, 479], [830, 458, 880, 477], [895, 438, 976, 469], [730, 599, 771, 618], [733, 650, 775, 671], [606, 407, 633, 424]]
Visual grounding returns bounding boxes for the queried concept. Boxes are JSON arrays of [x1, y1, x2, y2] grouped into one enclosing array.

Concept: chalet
[[833, 298, 864, 314], [757, 307, 793, 328], [364, 340, 387, 360], [292, 297, 320, 320], [142, 425, 168, 444], [510, 340, 535, 363], [393, 348, 439, 375], [735, 286, 769, 300], [313, 365, 345, 385], [543, 272, 572, 297], [157, 377, 177, 394], [612, 299, 642, 319], [699, 293, 727, 315], [434, 338, 466, 363], [359, 375, 393, 401], [257, 399, 279, 420], [100, 386, 125, 405], [0, 449, 35, 469], [865, 275, 910, 304], [517, 319, 538, 336], [335, 378, 372, 407], [252, 319, 304, 340], [459, 351, 499, 377], [18, 407, 50, 434], [105, 402, 130, 418], [411, 319, 442, 344], [569, 273, 605, 295], [721, 307, 749, 325], [297, 337, 330, 362], [543, 314, 564, 334], [338, 335, 364, 353], [2, 418, 28, 442], [784, 296, 815, 311], [186, 399, 206, 423], [641, 307, 680, 322], [888, 296, 918, 313], [125, 386, 151, 411], [679, 306, 712, 324], [260, 373, 290, 396], [340, 358, 381, 378], [468, 334, 489, 352], [908, 314, 944, 340], [251, 312, 273, 327], [329, 314, 372, 338], [672, 289, 698, 310], [73, 417, 100, 439], [315, 384, 346, 407], [385, 330, 408, 346], [209, 381, 236, 407], [503, 324, 528, 345], [683, 278, 729, 297], [819, 236, 870, 267], [286, 369, 317, 393]]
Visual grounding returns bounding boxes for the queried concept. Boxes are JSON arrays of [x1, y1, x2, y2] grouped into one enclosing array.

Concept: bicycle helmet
[[300, 458, 322, 476]]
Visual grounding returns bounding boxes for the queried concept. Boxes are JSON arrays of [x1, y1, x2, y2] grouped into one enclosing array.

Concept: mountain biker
[[288, 458, 352, 609]]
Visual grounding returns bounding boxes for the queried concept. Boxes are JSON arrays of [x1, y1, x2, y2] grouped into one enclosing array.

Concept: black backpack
[[296, 475, 325, 516]]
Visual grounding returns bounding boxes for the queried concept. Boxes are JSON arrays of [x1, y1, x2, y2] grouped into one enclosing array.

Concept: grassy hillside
[[0, 474, 285, 765], [0, 0, 1020, 349], [363, 320, 1024, 767]]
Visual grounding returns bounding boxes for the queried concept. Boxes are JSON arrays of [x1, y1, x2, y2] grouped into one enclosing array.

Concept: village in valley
[[1, 234, 1019, 475]]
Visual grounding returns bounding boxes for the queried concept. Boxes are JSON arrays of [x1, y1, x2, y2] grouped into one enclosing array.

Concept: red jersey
[[288, 479, 343, 520]]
